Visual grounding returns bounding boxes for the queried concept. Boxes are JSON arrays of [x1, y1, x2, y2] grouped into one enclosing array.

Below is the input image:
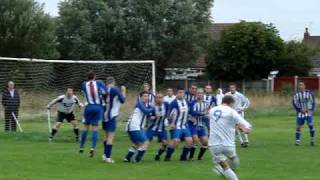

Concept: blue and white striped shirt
[[292, 90, 316, 118], [104, 86, 126, 121], [169, 99, 189, 129], [190, 100, 208, 127], [147, 102, 169, 132], [204, 94, 217, 108], [126, 100, 154, 131], [81, 80, 107, 105], [185, 91, 196, 105]]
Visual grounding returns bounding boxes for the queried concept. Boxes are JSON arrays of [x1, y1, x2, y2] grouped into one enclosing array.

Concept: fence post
[[271, 78, 275, 92], [318, 76, 320, 92], [294, 76, 298, 91]]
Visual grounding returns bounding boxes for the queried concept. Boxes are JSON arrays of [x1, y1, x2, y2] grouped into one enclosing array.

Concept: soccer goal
[[0, 57, 156, 132]]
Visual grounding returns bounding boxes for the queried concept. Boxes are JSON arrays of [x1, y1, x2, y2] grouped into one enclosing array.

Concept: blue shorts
[[170, 128, 191, 140], [102, 117, 117, 132], [83, 104, 103, 126], [146, 130, 168, 142], [296, 116, 313, 126], [189, 125, 207, 137], [128, 130, 148, 144]]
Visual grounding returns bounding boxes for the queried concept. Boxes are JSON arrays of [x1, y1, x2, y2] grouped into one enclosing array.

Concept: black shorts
[[56, 111, 75, 123]]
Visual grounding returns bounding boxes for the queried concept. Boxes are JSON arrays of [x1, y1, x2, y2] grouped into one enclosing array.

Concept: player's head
[[205, 85, 212, 94], [196, 88, 204, 100], [298, 81, 306, 91], [143, 83, 150, 92], [222, 95, 235, 107], [66, 87, 74, 97], [189, 84, 197, 95], [140, 91, 149, 103], [155, 93, 164, 104], [176, 89, 185, 100], [229, 82, 237, 94], [167, 88, 174, 97], [106, 76, 115, 86], [7, 81, 15, 90], [87, 71, 96, 80]]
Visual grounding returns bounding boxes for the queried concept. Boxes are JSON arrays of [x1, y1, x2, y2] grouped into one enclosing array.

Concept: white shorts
[[209, 145, 237, 163]]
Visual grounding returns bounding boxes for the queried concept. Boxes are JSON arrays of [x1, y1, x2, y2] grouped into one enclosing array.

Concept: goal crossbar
[[0, 56, 157, 94]]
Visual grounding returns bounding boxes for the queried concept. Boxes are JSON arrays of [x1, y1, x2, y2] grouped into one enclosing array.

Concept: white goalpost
[[0, 56, 156, 132]]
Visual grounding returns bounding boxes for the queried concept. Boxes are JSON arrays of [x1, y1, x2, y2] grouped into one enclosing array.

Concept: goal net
[[0, 57, 156, 132]]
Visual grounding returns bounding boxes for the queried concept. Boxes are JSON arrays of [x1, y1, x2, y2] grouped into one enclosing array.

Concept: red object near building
[[274, 76, 320, 92]]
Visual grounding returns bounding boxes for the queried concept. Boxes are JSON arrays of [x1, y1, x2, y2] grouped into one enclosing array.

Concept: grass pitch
[[1, 112, 320, 180]]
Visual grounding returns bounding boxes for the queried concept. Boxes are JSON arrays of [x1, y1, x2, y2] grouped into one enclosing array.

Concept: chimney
[[304, 27, 310, 40]]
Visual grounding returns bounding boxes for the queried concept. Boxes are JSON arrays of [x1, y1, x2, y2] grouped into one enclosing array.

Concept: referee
[[47, 87, 83, 142]]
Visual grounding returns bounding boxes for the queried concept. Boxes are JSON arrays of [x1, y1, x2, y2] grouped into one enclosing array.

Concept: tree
[[57, 0, 213, 77], [277, 41, 315, 76], [0, 0, 58, 59], [206, 21, 284, 81]]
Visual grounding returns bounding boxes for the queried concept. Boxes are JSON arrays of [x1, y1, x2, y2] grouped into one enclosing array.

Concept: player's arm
[[137, 101, 154, 116], [292, 93, 301, 112], [74, 95, 83, 108], [233, 110, 252, 133], [240, 94, 250, 111], [47, 96, 63, 109], [167, 101, 178, 128], [310, 91, 316, 113], [118, 86, 126, 103]]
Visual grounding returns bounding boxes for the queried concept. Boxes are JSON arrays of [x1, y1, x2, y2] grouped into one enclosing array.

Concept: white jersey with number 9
[[208, 105, 251, 147]]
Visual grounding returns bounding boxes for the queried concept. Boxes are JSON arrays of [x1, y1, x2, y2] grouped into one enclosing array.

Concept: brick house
[[165, 23, 236, 80], [303, 27, 320, 76]]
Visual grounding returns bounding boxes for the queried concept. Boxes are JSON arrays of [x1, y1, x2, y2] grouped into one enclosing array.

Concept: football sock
[[189, 146, 196, 159], [73, 128, 79, 137], [295, 130, 301, 142], [165, 147, 175, 159], [135, 148, 146, 162], [308, 124, 315, 142], [50, 128, 57, 138], [198, 146, 207, 160], [180, 146, 190, 160], [125, 147, 136, 161], [223, 168, 238, 180], [157, 145, 167, 156], [91, 130, 98, 149], [80, 130, 88, 149]]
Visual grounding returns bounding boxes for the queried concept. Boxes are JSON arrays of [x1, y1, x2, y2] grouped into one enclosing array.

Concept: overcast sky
[[36, 0, 320, 41]]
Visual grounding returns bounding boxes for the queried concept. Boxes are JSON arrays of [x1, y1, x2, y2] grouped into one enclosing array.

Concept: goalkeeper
[[47, 87, 83, 142]]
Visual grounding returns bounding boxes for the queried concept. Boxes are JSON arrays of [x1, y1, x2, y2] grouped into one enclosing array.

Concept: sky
[[36, 0, 320, 41]]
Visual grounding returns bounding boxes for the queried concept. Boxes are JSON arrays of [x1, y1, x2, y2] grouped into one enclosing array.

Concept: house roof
[[192, 23, 237, 68], [208, 23, 236, 40], [303, 28, 320, 48]]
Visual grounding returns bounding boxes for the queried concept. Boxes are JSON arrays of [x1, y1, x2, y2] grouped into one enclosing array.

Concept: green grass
[[1, 113, 320, 180]]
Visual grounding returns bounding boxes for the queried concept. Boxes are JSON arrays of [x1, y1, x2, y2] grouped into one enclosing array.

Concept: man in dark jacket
[[2, 81, 20, 132]]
